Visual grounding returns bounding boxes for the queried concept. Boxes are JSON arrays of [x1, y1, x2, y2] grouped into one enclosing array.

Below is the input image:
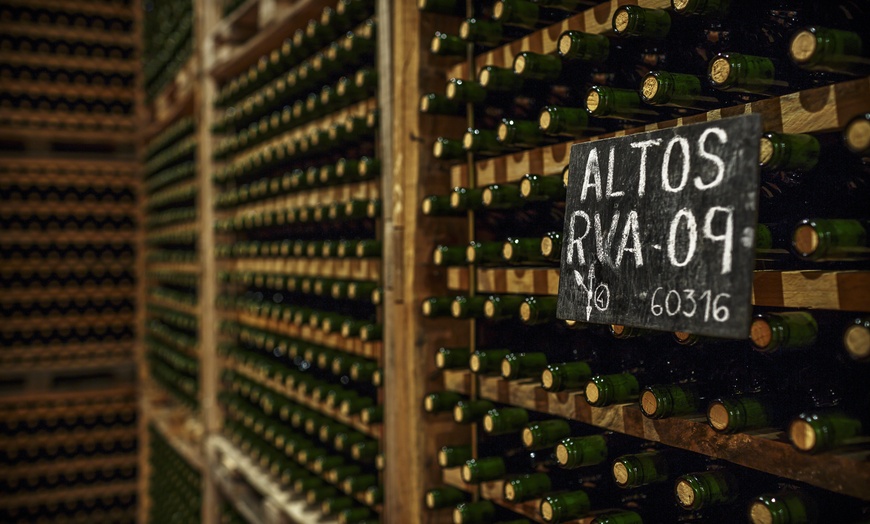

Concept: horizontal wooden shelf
[[0, 384, 136, 409], [0, 284, 135, 303], [0, 229, 136, 244], [0, 22, 138, 47], [146, 262, 201, 274], [0, 355, 135, 378], [146, 295, 198, 317], [207, 0, 325, 81], [1, 80, 136, 102], [145, 55, 197, 140], [442, 468, 594, 524], [445, 267, 870, 312], [146, 180, 198, 207], [0, 344, 134, 370], [3, 0, 135, 19], [0, 201, 136, 217], [0, 51, 138, 73], [219, 179, 380, 219], [0, 480, 138, 508], [208, 434, 337, 524], [443, 370, 870, 501], [446, 0, 670, 81], [0, 124, 138, 145], [227, 356, 382, 440], [0, 156, 138, 173], [219, 255, 381, 282], [0, 260, 132, 274], [0, 108, 137, 128], [232, 311, 382, 360], [451, 77, 870, 188], [145, 219, 199, 238], [0, 311, 135, 331], [0, 454, 138, 480], [0, 426, 137, 449], [147, 398, 205, 471]]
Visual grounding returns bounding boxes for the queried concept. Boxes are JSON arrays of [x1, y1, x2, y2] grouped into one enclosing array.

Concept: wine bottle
[[791, 219, 869, 262], [438, 444, 473, 468], [843, 316, 870, 363], [640, 70, 726, 110], [454, 399, 496, 423], [585, 86, 667, 123], [470, 348, 511, 374], [788, 408, 870, 454], [425, 486, 468, 509], [750, 311, 818, 353], [789, 26, 870, 76], [493, 0, 568, 30], [502, 351, 549, 380]]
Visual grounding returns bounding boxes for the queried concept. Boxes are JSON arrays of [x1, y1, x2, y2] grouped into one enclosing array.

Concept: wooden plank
[[0, 125, 138, 145], [146, 262, 202, 274], [0, 229, 136, 245], [0, 201, 137, 217], [219, 256, 381, 282], [450, 77, 870, 188], [0, 454, 138, 479], [0, 52, 138, 73], [0, 385, 136, 408], [0, 480, 138, 508], [217, 179, 380, 219], [0, 284, 136, 303], [0, 426, 137, 448], [1, 0, 135, 18], [207, 0, 325, 81], [0, 22, 137, 46], [0, 311, 135, 331], [447, 268, 870, 312], [445, 0, 671, 81], [1, 80, 136, 102], [443, 371, 870, 501]]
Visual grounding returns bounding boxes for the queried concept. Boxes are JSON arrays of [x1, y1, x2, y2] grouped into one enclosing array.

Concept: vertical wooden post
[[383, 3, 471, 523], [196, 1, 221, 522]]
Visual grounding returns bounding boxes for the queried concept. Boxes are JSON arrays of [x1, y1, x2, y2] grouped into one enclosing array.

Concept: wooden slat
[[146, 262, 202, 274], [218, 179, 380, 218], [219, 256, 381, 282], [0, 284, 136, 303], [0, 108, 137, 128], [443, 371, 870, 501], [232, 311, 382, 360], [0, 426, 137, 448], [0, 22, 138, 46], [0, 385, 137, 409], [450, 77, 870, 188], [146, 295, 198, 317], [0, 230, 136, 244], [0, 454, 138, 479], [0, 52, 138, 73], [445, 267, 870, 312], [445, 0, 671, 81], [0, 480, 138, 508], [2, 0, 135, 18], [0, 311, 135, 331], [0, 201, 137, 216], [0, 124, 138, 145], [1, 80, 136, 102]]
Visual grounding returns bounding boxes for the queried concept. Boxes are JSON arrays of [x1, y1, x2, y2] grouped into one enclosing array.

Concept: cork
[[749, 502, 773, 524], [613, 10, 630, 32], [611, 324, 626, 336], [707, 403, 730, 431], [500, 359, 512, 377], [462, 132, 474, 150], [790, 30, 817, 62], [585, 382, 600, 403], [612, 461, 629, 485], [421, 197, 433, 214], [792, 224, 819, 255], [453, 405, 466, 423], [642, 75, 659, 100], [478, 68, 491, 87], [429, 37, 442, 55], [709, 57, 732, 85], [520, 302, 532, 322], [514, 54, 527, 74], [437, 449, 449, 467], [484, 300, 496, 319], [459, 21, 471, 40], [540, 501, 555, 521], [585, 90, 601, 111], [483, 415, 494, 433], [465, 245, 477, 263], [558, 34, 573, 56], [788, 419, 816, 452], [453, 509, 464, 524], [469, 354, 482, 372], [750, 318, 773, 349], [556, 443, 569, 465], [844, 324, 870, 360], [502, 242, 514, 260], [425, 491, 436, 509], [446, 82, 457, 99], [672, 0, 690, 11], [521, 428, 534, 447], [676, 479, 696, 507], [450, 190, 463, 208], [640, 390, 658, 417], [423, 396, 435, 412], [539, 110, 552, 130], [541, 236, 554, 257], [422, 300, 433, 316], [504, 482, 517, 501], [845, 118, 870, 153], [432, 140, 444, 158], [461, 465, 473, 483], [497, 123, 510, 142], [758, 137, 774, 166], [542, 368, 554, 389]]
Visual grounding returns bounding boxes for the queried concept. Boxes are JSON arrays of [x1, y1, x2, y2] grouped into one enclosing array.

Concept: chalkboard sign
[[556, 114, 761, 338]]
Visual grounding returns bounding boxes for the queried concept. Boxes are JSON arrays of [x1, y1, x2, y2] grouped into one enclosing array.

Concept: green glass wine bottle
[[750, 311, 818, 353], [470, 349, 511, 374], [502, 352, 549, 380], [542, 361, 593, 392], [520, 296, 559, 326], [789, 27, 870, 76], [425, 486, 468, 509], [438, 445, 472, 468], [540, 490, 591, 522], [454, 399, 495, 423], [791, 219, 869, 262], [483, 407, 529, 435]]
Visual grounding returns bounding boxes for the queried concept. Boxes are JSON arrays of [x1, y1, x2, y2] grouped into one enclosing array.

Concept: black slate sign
[[556, 114, 761, 338]]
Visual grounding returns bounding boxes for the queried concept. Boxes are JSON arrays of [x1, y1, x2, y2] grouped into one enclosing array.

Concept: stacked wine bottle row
[[0, 388, 138, 524], [0, 2, 137, 137], [148, 425, 202, 524], [211, 0, 383, 521], [416, 0, 870, 523], [144, 116, 200, 411], [142, 0, 193, 99]]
